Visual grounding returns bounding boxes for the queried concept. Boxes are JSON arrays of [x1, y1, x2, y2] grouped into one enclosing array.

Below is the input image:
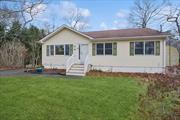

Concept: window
[[135, 42, 144, 55], [95, 43, 115, 55], [96, 43, 104, 55], [145, 41, 154, 55], [54, 44, 72, 56], [46, 45, 54, 56], [105, 43, 112, 55], [65, 44, 70, 55], [130, 41, 159, 56], [55, 45, 64, 55]]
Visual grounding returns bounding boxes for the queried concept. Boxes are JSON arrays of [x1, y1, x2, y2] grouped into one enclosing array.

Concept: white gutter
[[92, 35, 171, 41]]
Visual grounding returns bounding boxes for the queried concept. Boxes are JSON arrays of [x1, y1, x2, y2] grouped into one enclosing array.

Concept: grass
[[0, 76, 145, 120]]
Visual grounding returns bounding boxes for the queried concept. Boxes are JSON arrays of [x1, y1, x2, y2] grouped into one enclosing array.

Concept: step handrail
[[66, 54, 76, 72], [84, 55, 90, 74]]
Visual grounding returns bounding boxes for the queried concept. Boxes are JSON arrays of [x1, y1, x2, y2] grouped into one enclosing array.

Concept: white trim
[[39, 25, 93, 43], [93, 35, 170, 41], [92, 65, 165, 73]]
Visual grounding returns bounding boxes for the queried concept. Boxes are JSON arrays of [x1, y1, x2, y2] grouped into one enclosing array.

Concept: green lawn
[[0, 76, 145, 120]]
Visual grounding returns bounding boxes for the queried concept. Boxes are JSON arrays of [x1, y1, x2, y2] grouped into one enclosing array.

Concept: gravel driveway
[[0, 69, 31, 77], [0, 69, 64, 77]]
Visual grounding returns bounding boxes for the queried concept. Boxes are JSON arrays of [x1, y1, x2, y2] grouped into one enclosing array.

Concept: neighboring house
[[40, 25, 179, 76]]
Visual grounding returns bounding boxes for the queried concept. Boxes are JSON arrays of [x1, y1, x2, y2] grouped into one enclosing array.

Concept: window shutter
[[113, 42, 117, 56], [130, 42, 134, 56], [155, 41, 160, 56], [92, 43, 96, 56], [46, 45, 49, 56], [69, 44, 73, 56]]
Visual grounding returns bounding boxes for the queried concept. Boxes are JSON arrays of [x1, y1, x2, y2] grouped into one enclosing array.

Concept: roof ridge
[[82, 28, 160, 33]]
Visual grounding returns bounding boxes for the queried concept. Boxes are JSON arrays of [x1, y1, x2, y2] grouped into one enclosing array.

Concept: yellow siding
[[42, 28, 90, 69], [89, 40, 165, 68], [166, 46, 179, 66]]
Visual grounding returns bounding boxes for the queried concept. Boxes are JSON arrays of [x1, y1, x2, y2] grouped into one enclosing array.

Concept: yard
[[0, 76, 144, 120]]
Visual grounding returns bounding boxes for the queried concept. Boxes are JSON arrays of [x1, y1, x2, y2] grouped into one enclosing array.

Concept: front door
[[79, 44, 88, 64]]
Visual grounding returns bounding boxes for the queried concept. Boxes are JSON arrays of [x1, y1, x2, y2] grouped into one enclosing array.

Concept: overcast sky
[[31, 0, 180, 31]]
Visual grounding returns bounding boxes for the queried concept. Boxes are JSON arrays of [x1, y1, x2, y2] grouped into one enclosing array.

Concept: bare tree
[[164, 5, 180, 37], [0, 0, 45, 28], [63, 8, 89, 31], [0, 0, 45, 44], [42, 22, 51, 34], [0, 0, 46, 67], [0, 41, 26, 67], [129, 0, 167, 28]]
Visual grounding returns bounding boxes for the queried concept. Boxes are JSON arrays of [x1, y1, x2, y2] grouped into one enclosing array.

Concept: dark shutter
[[155, 41, 160, 56], [113, 42, 117, 56], [130, 42, 134, 56], [69, 44, 73, 56], [46, 45, 49, 56], [92, 43, 96, 56]]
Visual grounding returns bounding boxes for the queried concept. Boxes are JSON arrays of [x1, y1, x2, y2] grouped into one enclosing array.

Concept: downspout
[[164, 37, 167, 72], [169, 41, 171, 66]]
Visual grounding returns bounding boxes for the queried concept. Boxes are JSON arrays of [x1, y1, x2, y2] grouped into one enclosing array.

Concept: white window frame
[[55, 45, 65, 55], [105, 43, 113, 55], [96, 43, 113, 55], [134, 42, 144, 55], [133, 41, 156, 56], [53, 44, 71, 56], [145, 41, 155, 55], [96, 43, 104, 55], [46, 45, 55, 56]]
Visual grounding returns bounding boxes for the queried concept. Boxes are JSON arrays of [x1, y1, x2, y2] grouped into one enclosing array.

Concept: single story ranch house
[[39, 25, 179, 76]]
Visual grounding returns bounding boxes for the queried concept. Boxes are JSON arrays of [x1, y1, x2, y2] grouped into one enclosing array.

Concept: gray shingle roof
[[82, 28, 169, 39]]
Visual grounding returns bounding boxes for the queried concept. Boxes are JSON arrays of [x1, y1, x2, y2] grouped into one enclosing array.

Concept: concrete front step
[[70, 67, 84, 70], [66, 72, 85, 76], [68, 69, 84, 73], [72, 64, 84, 68], [66, 64, 85, 76]]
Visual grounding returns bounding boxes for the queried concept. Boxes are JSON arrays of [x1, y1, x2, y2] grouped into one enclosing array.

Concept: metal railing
[[84, 55, 90, 74], [66, 54, 76, 72]]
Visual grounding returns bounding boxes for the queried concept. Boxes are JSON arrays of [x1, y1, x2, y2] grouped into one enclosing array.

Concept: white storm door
[[79, 44, 88, 64]]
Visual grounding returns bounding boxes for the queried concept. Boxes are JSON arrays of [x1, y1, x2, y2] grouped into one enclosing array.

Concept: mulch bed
[[28, 68, 66, 75], [166, 65, 180, 77], [87, 70, 180, 91], [44, 69, 66, 75]]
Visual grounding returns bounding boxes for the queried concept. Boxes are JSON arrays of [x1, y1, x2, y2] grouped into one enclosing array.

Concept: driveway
[[0, 69, 65, 77], [0, 69, 30, 77]]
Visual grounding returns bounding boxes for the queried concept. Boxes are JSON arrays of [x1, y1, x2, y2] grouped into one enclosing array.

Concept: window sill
[[94, 55, 115, 56], [130, 54, 160, 56]]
